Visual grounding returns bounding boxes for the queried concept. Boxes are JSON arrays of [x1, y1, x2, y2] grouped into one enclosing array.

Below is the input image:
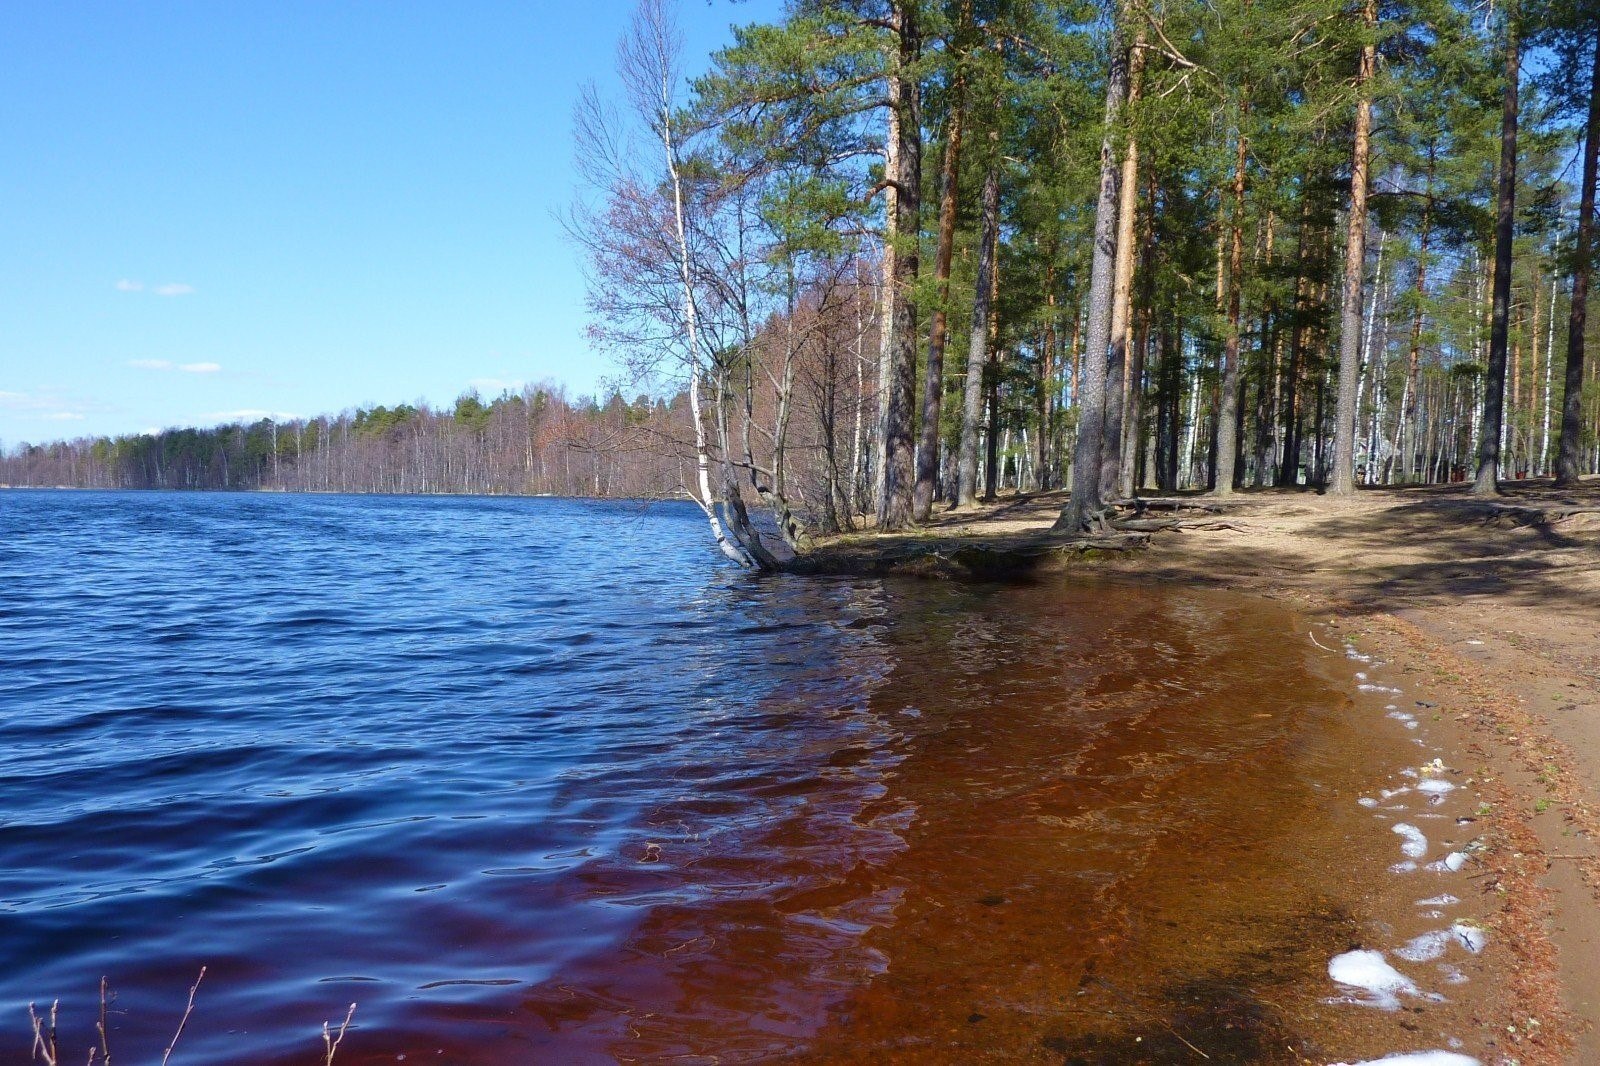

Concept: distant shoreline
[[0, 484, 690, 505]]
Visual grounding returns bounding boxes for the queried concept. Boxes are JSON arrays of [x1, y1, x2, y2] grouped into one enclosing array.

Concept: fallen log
[[1116, 497, 1225, 516]]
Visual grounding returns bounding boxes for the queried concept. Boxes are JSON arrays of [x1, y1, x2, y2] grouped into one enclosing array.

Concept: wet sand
[[792, 596, 1534, 1065], [814, 479, 1600, 1063]]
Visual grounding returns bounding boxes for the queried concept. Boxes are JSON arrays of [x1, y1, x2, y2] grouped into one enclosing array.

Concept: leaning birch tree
[[570, 0, 764, 566]]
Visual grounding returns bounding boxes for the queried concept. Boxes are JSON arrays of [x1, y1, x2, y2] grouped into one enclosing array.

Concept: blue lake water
[[0, 491, 1487, 1064]]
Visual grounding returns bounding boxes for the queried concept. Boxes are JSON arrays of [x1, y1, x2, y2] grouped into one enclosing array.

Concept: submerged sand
[[811, 479, 1600, 1064]]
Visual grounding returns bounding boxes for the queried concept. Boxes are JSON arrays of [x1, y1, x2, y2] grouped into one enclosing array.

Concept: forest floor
[[808, 478, 1600, 1063]]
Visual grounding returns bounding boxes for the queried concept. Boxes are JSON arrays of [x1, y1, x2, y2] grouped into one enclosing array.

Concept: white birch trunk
[[656, 29, 753, 567]]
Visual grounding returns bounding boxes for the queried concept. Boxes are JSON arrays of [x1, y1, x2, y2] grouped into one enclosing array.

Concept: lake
[[0, 492, 1499, 1064]]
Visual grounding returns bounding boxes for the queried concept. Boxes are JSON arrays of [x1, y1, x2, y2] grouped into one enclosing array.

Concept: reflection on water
[[0, 493, 1483, 1064]]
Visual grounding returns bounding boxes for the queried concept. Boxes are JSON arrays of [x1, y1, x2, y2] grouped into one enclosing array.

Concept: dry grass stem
[[27, 971, 349, 1064], [322, 1003, 356, 1065], [159, 967, 205, 1066], [96, 976, 110, 1066], [29, 1000, 58, 1065]]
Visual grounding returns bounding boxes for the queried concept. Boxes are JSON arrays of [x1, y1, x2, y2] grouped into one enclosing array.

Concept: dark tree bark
[[1122, 185, 1157, 498], [1252, 212, 1279, 487], [1313, 366, 1327, 485], [1214, 124, 1249, 496], [1037, 256, 1059, 489], [878, 0, 923, 529], [1055, 12, 1128, 532], [1156, 320, 1181, 493], [1396, 151, 1435, 481], [1474, 10, 1520, 497], [1277, 212, 1312, 487], [1101, 32, 1146, 502], [1330, 0, 1377, 496], [957, 158, 1002, 507], [913, 21, 969, 521], [983, 358, 1001, 499], [1557, 30, 1600, 486]]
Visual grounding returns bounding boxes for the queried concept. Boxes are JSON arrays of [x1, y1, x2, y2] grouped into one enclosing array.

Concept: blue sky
[[0, 1, 782, 445]]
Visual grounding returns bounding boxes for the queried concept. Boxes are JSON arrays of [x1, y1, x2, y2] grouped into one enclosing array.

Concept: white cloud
[[0, 390, 105, 422], [115, 279, 144, 292], [125, 359, 222, 374], [153, 283, 195, 297], [200, 409, 299, 423], [468, 377, 525, 393]]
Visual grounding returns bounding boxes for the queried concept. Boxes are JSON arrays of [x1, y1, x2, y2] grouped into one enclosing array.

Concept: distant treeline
[[0, 387, 702, 498]]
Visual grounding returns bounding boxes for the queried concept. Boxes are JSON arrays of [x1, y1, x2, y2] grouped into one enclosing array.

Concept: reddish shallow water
[[336, 580, 1493, 1065], [2, 495, 1497, 1064]]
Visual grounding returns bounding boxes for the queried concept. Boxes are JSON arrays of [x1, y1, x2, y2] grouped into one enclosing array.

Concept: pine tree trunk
[[1122, 189, 1157, 498], [984, 361, 1001, 500], [1252, 212, 1279, 486], [1100, 32, 1146, 502], [1394, 158, 1433, 481], [913, 58, 966, 521], [1277, 205, 1313, 487], [1330, 0, 1377, 496], [1156, 321, 1180, 492], [873, 128, 898, 515], [1213, 122, 1249, 496], [1557, 29, 1600, 486], [1038, 257, 1059, 489], [878, 0, 923, 529], [957, 162, 1001, 507], [1055, 13, 1128, 532], [1474, 11, 1519, 497]]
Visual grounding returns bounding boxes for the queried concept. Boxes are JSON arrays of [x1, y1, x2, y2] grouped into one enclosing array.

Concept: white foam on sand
[[1416, 894, 1460, 907], [1426, 852, 1469, 873], [1450, 923, 1487, 954], [1416, 779, 1455, 805], [1359, 796, 1380, 808], [1328, 949, 1419, 1009], [1393, 823, 1429, 858], [1327, 1052, 1480, 1066], [1395, 930, 1450, 962]]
